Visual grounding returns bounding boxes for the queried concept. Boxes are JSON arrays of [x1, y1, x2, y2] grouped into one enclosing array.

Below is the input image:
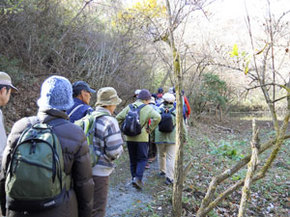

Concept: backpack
[[158, 107, 176, 133], [121, 104, 147, 136], [74, 111, 108, 167], [5, 120, 70, 212]]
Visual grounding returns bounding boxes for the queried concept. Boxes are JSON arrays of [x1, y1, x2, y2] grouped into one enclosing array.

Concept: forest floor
[[106, 115, 290, 217], [3, 85, 289, 217]]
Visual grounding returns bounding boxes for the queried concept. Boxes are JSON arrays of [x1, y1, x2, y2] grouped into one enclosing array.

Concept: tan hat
[[95, 87, 122, 107], [0, 71, 18, 92]]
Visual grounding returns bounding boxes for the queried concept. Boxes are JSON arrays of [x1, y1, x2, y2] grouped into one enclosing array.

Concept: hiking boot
[[132, 177, 143, 189], [165, 177, 173, 185], [148, 157, 156, 163], [158, 171, 166, 177]]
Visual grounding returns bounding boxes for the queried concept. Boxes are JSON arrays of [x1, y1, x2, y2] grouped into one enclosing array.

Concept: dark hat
[[137, 89, 151, 100], [157, 87, 163, 93], [72, 81, 96, 94]]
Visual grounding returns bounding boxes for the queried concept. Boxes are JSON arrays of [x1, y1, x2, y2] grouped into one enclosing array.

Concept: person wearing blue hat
[[66, 81, 96, 122]]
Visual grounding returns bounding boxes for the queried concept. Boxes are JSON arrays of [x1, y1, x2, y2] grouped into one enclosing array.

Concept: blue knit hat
[[37, 75, 74, 111]]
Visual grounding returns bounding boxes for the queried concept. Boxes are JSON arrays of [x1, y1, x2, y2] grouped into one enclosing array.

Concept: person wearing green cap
[[0, 71, 17, 168]]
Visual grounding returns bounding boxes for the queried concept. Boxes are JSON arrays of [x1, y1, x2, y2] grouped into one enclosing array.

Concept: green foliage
[[1, 0, 24, 14], [0, 55, 24, 85], [209, 139, 246, 160], [229, 43, 252, 74], [192, 73, 228, 115]]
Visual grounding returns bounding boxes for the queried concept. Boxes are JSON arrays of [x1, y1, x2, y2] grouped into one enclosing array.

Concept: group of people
[[0, 72, 189, 217]]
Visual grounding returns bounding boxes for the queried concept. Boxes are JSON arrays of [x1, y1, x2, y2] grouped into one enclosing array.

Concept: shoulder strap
[[46, 118, 69, 128], [91, 111, 109, 120], [170, 107, 176, 116], [68, 104, 85, 117], [136, 104, 147, 111]]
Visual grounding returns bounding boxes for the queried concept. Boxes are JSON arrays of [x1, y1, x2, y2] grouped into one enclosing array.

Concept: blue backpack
[[121, 104, 146, 136]]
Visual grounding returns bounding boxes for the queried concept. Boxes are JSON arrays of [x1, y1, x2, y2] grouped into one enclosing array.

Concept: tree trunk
[[238, 119, 259, 217], [164, 1, 185, 217]]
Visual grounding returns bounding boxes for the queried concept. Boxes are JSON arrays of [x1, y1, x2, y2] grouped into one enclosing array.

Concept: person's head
[[37, 75, 74, 111], [162, 93, 175, 104], [137, 89, 151, 104], [95, 87, 122, 114], [72, 81, 96, 105], [157, 87, 163, 94], [0, 71, 17, 106]]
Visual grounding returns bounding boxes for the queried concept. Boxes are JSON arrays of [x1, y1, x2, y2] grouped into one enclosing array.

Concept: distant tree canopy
[[192, 73, 228, 115], [0, 0, 156, 100]]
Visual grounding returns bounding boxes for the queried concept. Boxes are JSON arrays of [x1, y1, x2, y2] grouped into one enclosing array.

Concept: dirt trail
[[106, 159, 160, 217]]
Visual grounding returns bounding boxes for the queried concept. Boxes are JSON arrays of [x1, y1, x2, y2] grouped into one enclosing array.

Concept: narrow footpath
[[106, 158, 160, 217]]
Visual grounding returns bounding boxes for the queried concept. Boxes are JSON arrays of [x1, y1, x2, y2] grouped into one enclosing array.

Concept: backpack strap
[[128, 103, 148, 130], [136, 104, 147, 111], [68, 104, 84, 118], [129, 103, 147, 111], [169, 107, 176, 116]]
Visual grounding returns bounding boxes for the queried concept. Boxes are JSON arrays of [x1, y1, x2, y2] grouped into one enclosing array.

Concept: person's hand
[[146, 128, 150, 134]]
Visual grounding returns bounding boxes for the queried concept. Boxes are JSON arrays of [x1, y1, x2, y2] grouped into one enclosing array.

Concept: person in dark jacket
[[66, 81, 96, 123], [0, 76, 94, 217]]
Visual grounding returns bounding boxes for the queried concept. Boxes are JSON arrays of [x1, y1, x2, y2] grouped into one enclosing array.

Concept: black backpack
[[121, 104, 147, 136], [158, 107, 176, 133]]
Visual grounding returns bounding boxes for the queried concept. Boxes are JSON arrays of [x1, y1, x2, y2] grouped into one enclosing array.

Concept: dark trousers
[[92, 176, 109, 217], [127, 141, 148, 181], [148, 142, 157, 159]]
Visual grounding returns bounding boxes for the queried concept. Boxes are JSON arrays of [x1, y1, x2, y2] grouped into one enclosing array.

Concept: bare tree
[[196, 2, 290, 216]]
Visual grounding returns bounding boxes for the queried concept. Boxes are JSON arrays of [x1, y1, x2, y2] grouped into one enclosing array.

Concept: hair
[[0, 85, 11, 94], [163, 101, 173, 105], [73, 89, 82, 98]]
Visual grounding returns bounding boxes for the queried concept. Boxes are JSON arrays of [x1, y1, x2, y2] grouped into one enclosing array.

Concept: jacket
[[66, 98, 94, 123], [116, 100, 161, 142], [0, 109, 7, 167], [92, 107, 123, 177], [0, 109, 94, 217]]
